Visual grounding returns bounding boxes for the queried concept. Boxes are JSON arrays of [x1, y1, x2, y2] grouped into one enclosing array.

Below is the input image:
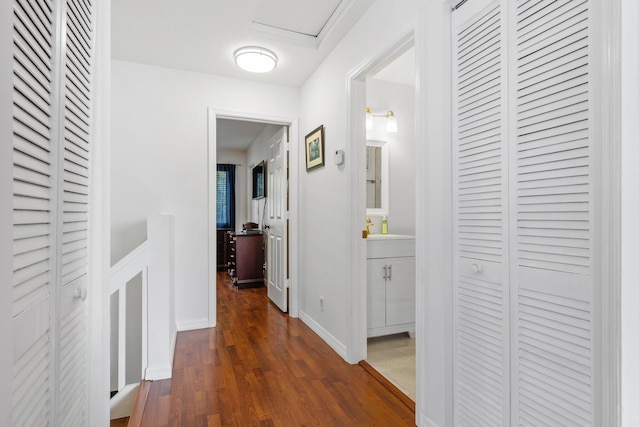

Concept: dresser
[[227, 231, 264, 288]]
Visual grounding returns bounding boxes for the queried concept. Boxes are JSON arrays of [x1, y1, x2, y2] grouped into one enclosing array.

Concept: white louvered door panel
[[57, 0, 93, 425], [452, 1, 510, 425], [11, 0, 94, 425], [510, 0, 593, 425], [11, 0, 56, 425]]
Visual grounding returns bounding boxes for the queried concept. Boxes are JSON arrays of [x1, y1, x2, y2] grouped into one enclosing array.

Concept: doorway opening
[[363, 45, 417, 401], [207, 110, 300, 326], [345, 32, 417, 399]]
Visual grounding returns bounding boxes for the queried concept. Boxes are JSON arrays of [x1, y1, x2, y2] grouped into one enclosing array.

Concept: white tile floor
[[366, 333, 416, 401]]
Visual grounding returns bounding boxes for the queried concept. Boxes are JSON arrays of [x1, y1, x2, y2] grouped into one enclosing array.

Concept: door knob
[[471, 263, 481, 274], [74, 287, 87, 301]]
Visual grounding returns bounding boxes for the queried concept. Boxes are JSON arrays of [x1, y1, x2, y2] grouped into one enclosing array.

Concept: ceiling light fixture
[[365, 108, 398, 133], [234, 46, 278, 73]]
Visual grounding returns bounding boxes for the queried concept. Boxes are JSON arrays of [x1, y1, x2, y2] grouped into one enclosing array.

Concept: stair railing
[[109, 215, 176, 416]]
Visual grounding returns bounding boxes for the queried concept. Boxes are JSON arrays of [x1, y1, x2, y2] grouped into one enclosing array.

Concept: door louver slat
[[453, 2, 509, 426], [12, 0, 93, 424], [514, 0, 592, 424]]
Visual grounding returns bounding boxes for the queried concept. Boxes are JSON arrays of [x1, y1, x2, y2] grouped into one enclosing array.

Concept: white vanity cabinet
[[366, 236, 416, 337]]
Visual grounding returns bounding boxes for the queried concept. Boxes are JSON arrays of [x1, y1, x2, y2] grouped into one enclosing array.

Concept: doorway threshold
[[359, 360, 415, 412]]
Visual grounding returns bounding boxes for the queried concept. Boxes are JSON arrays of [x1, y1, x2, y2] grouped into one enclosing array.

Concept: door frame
[[207, 109, 300, 326], [345, 32, 415, 364]]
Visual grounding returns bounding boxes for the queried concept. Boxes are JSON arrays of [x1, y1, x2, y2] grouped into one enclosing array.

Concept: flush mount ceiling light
[[234, 46, 278, 73], [365, 108, 398, 133]]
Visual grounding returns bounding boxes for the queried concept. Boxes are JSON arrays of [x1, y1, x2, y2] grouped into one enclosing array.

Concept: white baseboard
[[110, 383, 138, 420], [176, 318, 209, 331], [298, 310, 348, 361], [145, 364, 172, 380]]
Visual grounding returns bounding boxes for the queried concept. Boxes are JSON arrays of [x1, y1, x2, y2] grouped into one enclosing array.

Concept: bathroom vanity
[[366, 234, 416, 338]]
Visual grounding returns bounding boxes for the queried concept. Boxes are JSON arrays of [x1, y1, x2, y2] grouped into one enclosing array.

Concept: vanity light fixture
[[365, 107, 398, 133], [234, 46, 278, 73], [385, 111, 398, 133]]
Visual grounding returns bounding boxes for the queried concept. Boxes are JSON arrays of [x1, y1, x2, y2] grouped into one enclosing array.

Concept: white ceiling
[[217, 119, 279, 150], [111, 0, 374, 87], [113, 1, 414, 150]]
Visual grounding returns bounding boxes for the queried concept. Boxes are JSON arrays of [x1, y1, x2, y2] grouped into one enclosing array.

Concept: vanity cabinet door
[[367, 258, 387, 329], [385, 256, 416, 326]]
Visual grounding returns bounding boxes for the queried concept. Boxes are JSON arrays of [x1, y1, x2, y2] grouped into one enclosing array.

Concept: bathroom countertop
[[367, 234, 415, 240]]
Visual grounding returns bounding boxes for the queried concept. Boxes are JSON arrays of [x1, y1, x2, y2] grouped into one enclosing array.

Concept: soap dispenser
[[381, 215, 388, 234]]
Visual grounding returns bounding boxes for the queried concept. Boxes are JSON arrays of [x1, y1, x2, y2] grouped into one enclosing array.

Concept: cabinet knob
[[471, 263, 481, 274]]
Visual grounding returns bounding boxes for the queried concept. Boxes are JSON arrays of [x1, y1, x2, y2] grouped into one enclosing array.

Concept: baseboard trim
[[176, 318, 210, 331], [144, 364, 172, 380], [298, 310, 348, 360], [127, 380, 151, 427], [359, 360, 416, 413], [109, 383, 138, 420]]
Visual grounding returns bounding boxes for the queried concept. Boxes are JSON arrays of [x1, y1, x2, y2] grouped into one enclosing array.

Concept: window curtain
[[216, 164, 236, 229]]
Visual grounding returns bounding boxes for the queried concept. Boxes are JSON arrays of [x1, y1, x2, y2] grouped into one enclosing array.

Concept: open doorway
[[363, 46, 417, 401], [207, 111, 300, 326]]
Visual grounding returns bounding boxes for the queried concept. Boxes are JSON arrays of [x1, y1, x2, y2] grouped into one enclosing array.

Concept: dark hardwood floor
[[140, 272, 415, 426]]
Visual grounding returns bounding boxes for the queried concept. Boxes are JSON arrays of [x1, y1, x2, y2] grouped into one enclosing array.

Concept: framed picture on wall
[[305, 125, 325, 171]]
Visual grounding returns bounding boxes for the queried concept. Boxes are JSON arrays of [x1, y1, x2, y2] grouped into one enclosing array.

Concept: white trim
[[621, 0, 640, 425], [144, 365, 173, 381], [88, 1, 111, 423], [299, 310, 347, 359], [365, 138, 389, 216], [176, 319, 210, 332], [592, 0, 621, 424], [345, 32, 415, 365], [207, 109, 300, 324], [109, 383, 138, 420], [0, 1, 13, 424], [207, 109, 217, 327], [416, 2, 455, 426]]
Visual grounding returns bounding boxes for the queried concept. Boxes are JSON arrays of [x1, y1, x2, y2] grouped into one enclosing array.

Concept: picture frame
[[305, 125, 325, 171]]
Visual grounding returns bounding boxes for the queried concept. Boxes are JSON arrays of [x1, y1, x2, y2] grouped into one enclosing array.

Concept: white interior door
[[452, 0, 596, 425], [510, 1, 594, 424], [11, 0, 94, 425], [266, 127, 288, 312], [452, 1, 510, 425]]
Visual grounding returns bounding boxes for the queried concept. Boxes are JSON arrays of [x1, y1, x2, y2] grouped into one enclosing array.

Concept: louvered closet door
[[12, 1, 57, 425], [57, 0, 93, 425], [11, 0, 94, 425], [452, 1, 510, 425], [510, 0, 593, 425]]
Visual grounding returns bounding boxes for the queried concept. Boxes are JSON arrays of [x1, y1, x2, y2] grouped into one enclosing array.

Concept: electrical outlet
[[320, 296, 324, 312]]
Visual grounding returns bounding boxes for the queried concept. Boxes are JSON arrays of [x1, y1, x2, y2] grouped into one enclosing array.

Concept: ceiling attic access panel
[[252, 0, 342, 37]]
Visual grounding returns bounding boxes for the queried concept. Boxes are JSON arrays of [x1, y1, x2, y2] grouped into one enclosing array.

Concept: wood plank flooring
[[140, 272, 415, 426]]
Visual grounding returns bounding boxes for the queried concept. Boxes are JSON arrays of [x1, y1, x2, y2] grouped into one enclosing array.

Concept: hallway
[[139, 272, 415, 426]]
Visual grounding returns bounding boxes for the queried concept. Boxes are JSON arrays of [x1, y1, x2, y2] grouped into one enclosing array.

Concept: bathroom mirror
[[366, 139, 389, 214]]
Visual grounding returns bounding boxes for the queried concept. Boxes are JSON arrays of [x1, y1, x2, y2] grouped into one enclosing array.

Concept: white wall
[[217, 149, 248, 231], [366, 79, 416, 235], [111, 60, 299, 330], [296, 0, 422, 384]]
